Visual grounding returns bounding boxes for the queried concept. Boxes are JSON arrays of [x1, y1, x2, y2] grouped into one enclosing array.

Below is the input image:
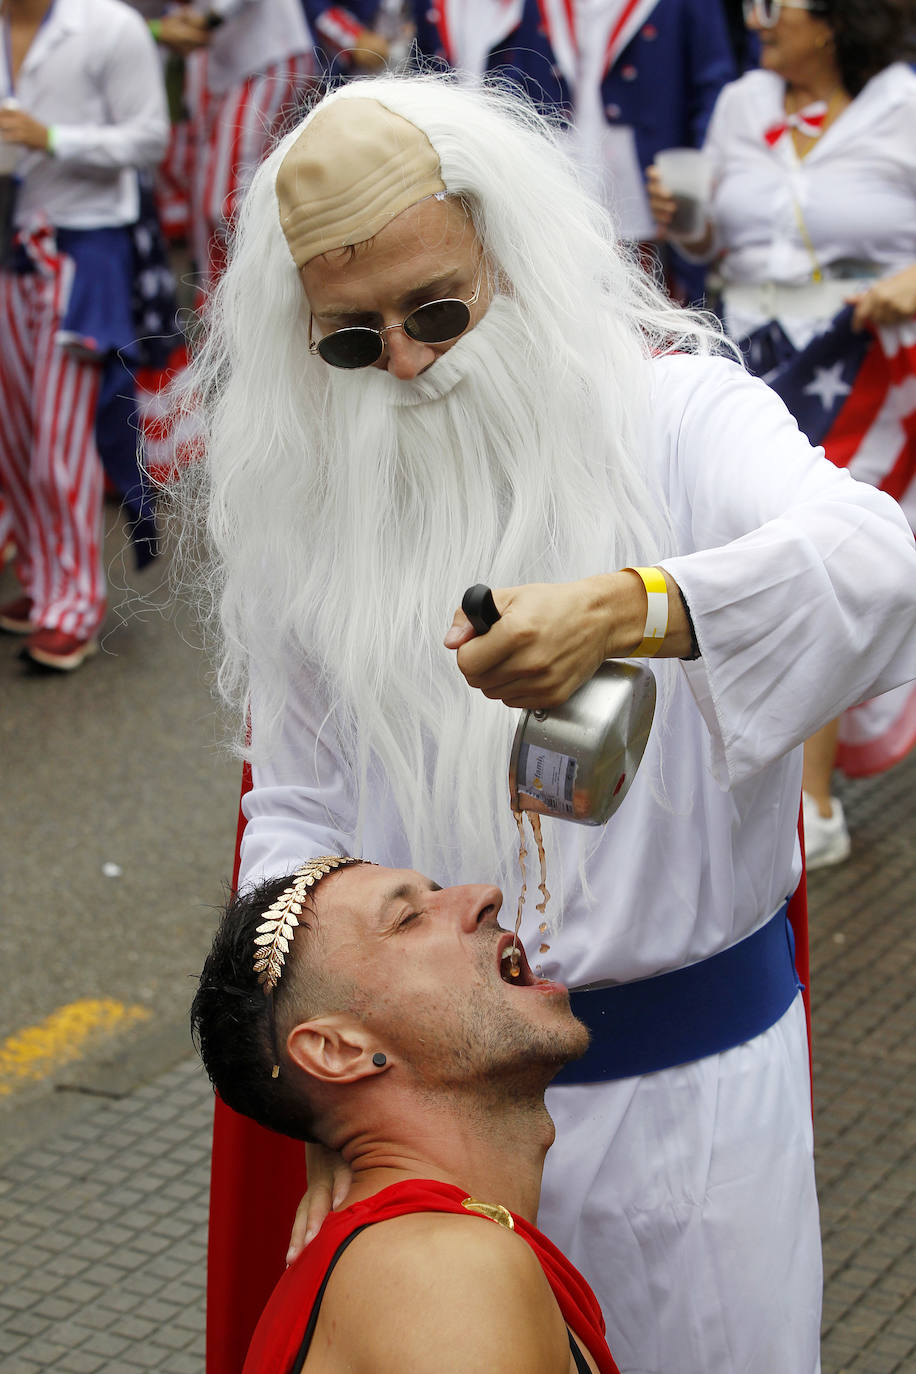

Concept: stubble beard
[[382, 942, 590, 1108]]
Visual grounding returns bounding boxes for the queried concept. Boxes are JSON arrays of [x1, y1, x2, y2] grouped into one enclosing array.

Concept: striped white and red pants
[[0, 260, 106, 638], [156, 117, 194, 244], [187, 52, 315, 291]]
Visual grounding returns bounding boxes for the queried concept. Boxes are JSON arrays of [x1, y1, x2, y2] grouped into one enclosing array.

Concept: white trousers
[[540, 997, 822, 1374]]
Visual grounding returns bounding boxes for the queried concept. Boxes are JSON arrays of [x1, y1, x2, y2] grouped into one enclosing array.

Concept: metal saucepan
[[461, 584, 656, 826]]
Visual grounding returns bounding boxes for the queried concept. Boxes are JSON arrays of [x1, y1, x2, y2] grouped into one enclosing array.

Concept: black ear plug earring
[[372, 1052, 387, 1068]]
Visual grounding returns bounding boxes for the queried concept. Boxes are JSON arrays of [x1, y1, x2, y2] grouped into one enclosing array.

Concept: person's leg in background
[[0, 265, 105, 670], [802, 720, 851, 869], [190, 55, 314, 294]]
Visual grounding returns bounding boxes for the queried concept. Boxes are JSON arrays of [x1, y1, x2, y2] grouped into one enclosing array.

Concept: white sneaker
[[802, 792, 851, 870]]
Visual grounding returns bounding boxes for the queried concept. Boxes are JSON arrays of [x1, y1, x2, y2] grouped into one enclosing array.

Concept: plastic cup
[[654, 147, 712, 239]]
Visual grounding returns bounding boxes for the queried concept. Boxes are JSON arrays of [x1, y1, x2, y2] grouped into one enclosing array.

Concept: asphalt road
[[0, 506, 240, 1150]]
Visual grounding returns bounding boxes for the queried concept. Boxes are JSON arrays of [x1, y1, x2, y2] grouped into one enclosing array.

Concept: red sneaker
[[23, 627, 98, 671], [0, 596, 36, 634]]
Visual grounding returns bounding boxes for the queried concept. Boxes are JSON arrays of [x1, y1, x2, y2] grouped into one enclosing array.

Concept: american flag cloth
[[742, 305, 916, 777], [96, 179, 183, 569], [741, 305, 916, 529], [134, 339, 198, 491], [123, 175, 195, 539]]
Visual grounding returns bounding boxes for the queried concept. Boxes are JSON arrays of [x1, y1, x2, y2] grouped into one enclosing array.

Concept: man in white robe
[[177, 76, 916, 1374]]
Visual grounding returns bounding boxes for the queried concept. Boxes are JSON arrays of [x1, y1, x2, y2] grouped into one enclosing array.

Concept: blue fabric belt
[[553, 900, 800, 1084]]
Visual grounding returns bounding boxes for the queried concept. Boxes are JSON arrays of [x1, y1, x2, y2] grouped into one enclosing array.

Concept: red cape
[[242, 1178, 620, 1374], [207, 767, 309, 1373]]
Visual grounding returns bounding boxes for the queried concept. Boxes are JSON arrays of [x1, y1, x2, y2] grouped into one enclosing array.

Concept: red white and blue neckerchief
[[763, 100, 828, 146], [535, 0, 660, 84]]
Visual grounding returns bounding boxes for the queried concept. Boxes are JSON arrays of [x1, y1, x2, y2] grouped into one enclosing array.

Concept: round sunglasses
[[308, 268, 484, 370], [742, 0, 827, 25]]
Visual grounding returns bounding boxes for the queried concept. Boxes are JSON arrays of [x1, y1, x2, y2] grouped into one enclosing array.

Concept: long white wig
[[171, 73, 728, 897]]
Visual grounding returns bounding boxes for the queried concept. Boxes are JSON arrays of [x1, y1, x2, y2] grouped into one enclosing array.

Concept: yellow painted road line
[[0, 999, 152, 1096]]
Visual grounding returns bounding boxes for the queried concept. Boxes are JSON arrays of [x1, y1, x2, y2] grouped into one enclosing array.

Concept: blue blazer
[[302, 1, 471, 75], [499, 0, 736, 169]]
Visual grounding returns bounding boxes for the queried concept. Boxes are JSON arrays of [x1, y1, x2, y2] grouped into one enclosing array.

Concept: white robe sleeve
[[239, 664, 359, 890], [656, 354, 916, 787]]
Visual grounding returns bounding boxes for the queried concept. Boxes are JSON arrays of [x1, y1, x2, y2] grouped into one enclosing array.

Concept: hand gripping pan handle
[[461, 584, 500, 636]]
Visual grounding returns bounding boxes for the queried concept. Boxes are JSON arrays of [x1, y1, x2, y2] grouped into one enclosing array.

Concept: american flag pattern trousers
[[187, 52, 315, 291], [0, 252, 106, 638]]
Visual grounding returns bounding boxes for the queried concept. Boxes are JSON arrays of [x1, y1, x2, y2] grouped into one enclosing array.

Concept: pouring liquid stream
[[509, 811, 527, 976], [459, 587, 556, 976], [509, 810, 551, 976], [529, 812, 551, 915]]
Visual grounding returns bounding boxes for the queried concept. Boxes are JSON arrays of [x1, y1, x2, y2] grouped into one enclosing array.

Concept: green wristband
[[148, 17, 162, 40], [46, 125, 58, 154]]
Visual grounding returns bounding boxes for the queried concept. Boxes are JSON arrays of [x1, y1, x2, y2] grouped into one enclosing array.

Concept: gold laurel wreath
[[252, 856, 366, 993]]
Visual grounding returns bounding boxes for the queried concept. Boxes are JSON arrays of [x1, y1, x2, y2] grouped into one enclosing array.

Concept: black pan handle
[[461, 584, 501, 635]]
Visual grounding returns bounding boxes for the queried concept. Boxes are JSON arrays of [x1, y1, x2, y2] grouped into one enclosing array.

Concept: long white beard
[[247, 295, 673, 910]]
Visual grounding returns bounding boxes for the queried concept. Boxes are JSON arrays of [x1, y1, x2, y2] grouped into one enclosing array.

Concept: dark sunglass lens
[[317, 327, 384, 369], [404, 299, 471, 344]]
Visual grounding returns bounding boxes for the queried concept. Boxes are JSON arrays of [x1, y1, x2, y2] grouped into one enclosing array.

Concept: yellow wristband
[[624, 566, 668, 657]]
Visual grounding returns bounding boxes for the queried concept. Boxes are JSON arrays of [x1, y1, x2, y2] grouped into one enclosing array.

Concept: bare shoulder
[[309, 1211, 575, 1374]]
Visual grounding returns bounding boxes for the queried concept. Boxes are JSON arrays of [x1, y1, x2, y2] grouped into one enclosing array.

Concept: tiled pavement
[[809, 751, 916, 1374], [0, 754, 913, 1373], [0, 1061, 210, 1373]]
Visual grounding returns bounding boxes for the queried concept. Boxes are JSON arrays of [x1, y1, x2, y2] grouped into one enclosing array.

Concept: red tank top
[[242, 1178, 620, 1374]]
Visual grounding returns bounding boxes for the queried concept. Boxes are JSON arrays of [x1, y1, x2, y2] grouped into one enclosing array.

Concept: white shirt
[[192, 0, 313, 94], [238, 354, 916, 989], [568, 0, 659, 241], [705, 64, 916, 296], [3, 0, 169, 229], [436, 0, 524, 79]]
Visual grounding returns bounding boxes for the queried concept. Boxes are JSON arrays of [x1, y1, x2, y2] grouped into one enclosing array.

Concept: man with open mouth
[[192, 856, 617, 1374]]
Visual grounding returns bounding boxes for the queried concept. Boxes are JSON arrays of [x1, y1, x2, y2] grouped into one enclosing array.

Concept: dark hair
[[190, 874, 323, 1142], [821, 0, 916, 95]]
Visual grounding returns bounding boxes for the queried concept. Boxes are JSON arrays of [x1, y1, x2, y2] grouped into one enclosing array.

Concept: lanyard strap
[[791, 193, 824, 284]]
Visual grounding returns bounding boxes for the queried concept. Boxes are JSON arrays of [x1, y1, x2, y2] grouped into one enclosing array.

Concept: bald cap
[[276, 98, 446, 268]]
